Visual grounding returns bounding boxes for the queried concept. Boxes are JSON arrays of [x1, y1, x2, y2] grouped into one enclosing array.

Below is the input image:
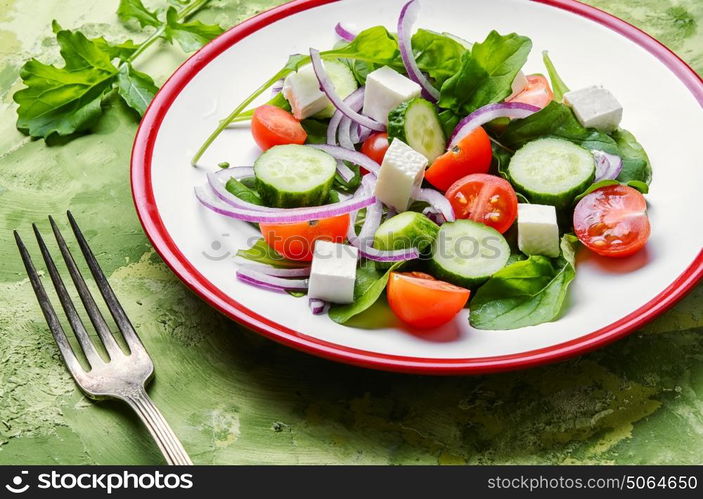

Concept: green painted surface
[[0, 0, 701, 465]]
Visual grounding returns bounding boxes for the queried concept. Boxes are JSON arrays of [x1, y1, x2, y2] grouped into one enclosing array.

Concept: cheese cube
[[517, 204, 560, 258], [507, 71, 528, 100], [362, 66, 421, 125], [282, 64, 329, 120], [563, 86, 623, 132], [374, 138, 428, 211], [307, 241, 358, 304]]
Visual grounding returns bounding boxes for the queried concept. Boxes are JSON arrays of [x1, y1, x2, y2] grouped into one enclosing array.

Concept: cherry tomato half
[[360, 132, 390, 168], [259, 215, 350, 261], [387, 272, 470, 329], [573, 184, 650, 257], [251, 105, 307, 151], [425, 127, 493, 191], [445, 173, 518, 234], [507, 74, 554, 109]]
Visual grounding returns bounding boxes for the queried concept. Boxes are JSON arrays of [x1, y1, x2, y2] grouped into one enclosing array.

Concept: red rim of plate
[[130, 0, 703, 374]]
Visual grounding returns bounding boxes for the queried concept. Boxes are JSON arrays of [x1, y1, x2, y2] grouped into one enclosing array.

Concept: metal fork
[[14, 212, 192, 465]]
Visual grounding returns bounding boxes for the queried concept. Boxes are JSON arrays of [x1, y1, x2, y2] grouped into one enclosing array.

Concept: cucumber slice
[[313, 60, 358, 119], [254, 145, 336, 208], [429, 220, 510, 288], [507, 137, 595, 210], [388, 98, 446, 162], [374, 211, 439, 252]]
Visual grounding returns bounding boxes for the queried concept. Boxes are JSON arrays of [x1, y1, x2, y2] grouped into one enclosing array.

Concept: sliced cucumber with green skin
[[508, 137, 595, 210], [373, 212, 439, 268], [429, 220, 511, 288], [312, 60, 358, 119], [388, 98, 446, 162], [254, 145, 336, 208]]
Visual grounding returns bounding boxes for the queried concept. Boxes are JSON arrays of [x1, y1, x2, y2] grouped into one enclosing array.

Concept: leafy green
[[236, 239, 306, 268], [542, 50, 570, 102], [164, 6, 224, 52], [438, 109, 460, 138], [117, 64, 158, 116], [117, 0, 161, 28], [15, 0, 223, 140], [498, 101, 619, 154], [328, 261, 403, 324], [469, 234, 578, 330], [573, 179, 620, 203], [611, 128, 652, 186], [411, 29, 467, 87], [438, 31, 531, 115], [225, 177, 263, 205], [300, 118, 328, 144]]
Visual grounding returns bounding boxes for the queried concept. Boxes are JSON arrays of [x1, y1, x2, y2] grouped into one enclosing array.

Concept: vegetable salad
[[194, 0, 652, 331]]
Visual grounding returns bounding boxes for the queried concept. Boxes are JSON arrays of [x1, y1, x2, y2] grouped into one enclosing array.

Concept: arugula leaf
[[117, 0, 161, 28], [412, 29, 467, 87], [225, 177, 263, 205], [611, 128, 652, 186], [469, 234, 578, 330], [439, 31, 531, 115], [498, 101, 619, 154], [164, 6, 224, 52], [117, 64, 158, 116], [542, 50, 570, 102], [328, 261, 403, 324], [236, 238, 306, 268], [324, 26, 400, 65]]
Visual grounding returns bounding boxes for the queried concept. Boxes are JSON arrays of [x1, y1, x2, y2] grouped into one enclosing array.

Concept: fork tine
[[14, 230, 85, 376], [49, 216, 124, 359], [66, 211, 146, 354], [32, 224, 104, 369]]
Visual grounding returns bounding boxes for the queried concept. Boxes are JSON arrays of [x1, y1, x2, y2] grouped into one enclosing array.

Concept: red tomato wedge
[[425, 126, 492, 191], [573, 184, 650, 257], [251, 105, 307, 151], [445, 174, 518, 234], [259, 215, 350, 261], [360, 132, 390, 167], [387, 272, 470, 329], [507, 74, 554, 109]]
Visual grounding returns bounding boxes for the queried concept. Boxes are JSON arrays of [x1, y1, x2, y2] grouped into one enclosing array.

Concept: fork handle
[[124, 387, 193, 465]]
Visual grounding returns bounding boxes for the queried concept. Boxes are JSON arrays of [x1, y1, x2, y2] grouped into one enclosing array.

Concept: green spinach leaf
[[236, 238, 306, 268], [328, 261, 403, 324], [469, 234, 577, 330], [611, 128, 652, 186], [412, 29, 467, 87]]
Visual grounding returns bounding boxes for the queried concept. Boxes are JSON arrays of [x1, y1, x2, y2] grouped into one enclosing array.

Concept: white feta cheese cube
[[362, 66, 421, 125], [374, 138, 428, 211], [307, 241, 358, 304], [563, 86, 623, 132], [507, 71, 528, 100], [282, 64, 329, 120], [517, 203, 560, 258]]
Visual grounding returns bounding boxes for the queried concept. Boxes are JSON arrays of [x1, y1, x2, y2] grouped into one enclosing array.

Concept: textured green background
[[0, 0, 701, 465]]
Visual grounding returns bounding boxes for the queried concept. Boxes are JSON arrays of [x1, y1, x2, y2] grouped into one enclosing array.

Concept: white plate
[[131, 0, 703, 373]]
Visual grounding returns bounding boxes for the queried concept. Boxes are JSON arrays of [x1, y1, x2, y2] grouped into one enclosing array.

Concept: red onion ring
[[213, 166, 254, 180], [310, 48, 385, 131], [338, 116, 355, 150], [334, 22, 356, 42], [412, 186, 455, 222], [238, 263, 311, 278], [309, 297, 329, 314], [397, 0, 439, 102], [236, 266, 309, 290], [592, 150, 623, 182], [448, 102, 540, 149], [195, 185, 375, 223], [309, 144, 381, 174]]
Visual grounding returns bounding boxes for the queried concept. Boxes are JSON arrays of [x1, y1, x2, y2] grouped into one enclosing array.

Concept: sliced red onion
[[310, 48, 385, 131], [208, 171, 269, 211], [213, 166, 254, 180], [309, 144, 381, 174], [398, 0, 439, 102], [357, 126, 372, 143], [237, 266, 308, 290], [334, 22, 356, 41], [448, 102, 541, 149], [336, 161, 355, 183], [338, 116, 355, 150], [592, 150, 623, 182], [352, 241, 420, 262], [327, 86, 365, 147], [238, 263, 310, 277], [349, 123, 360, 143], [350, 200, 383, 247], [271, 78, 284, 96], [413, 186, 455, 222], [309, 297, 329, 315], [195, 185, 375, 223], [237, 274, 288, 294], [422, 206, 446, 225]]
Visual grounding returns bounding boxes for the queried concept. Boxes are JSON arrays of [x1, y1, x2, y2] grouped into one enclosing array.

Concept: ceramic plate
[[131, 0, 703, 374]]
